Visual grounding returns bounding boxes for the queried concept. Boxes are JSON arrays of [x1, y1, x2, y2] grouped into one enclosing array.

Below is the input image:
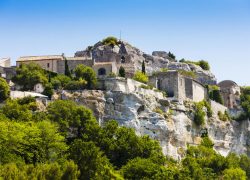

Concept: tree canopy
[[12, 63, 48, 91]]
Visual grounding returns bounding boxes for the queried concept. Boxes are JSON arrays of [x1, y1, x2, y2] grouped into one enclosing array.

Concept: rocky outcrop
[[53, 89, 250, 160], [75, 39, 216, 84]]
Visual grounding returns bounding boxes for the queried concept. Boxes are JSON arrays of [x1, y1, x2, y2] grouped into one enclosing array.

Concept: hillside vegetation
[[0, 97, 249, 179]]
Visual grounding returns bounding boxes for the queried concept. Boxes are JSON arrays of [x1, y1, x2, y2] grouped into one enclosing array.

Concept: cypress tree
[[119, 66, 126, 77], [142, 60, 146, 74], [64, 59, 71, 78]]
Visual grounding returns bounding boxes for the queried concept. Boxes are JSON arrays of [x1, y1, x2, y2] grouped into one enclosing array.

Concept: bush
[[0, 77, 10, 102], [133, 71, 148, 84], [74, 64, 97, 89], [64, 80, 87, 90], [218, 111, 230, 121], [140, 84, 153, 90], [210, 89, 224, 105], [178, 70, 196, 78], [51, 74, 71, 90], [199, 60, 210, 70], [102, 36, 118, 47]]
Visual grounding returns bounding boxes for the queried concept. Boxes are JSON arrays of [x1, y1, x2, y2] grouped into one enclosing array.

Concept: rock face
[[53, 89, 250, 160]]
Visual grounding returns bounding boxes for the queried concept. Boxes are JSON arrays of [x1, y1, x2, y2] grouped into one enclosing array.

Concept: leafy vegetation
[[74, 64, 97, 89], [178, 69, 196, 78], [208, 85, 224, 105], [193, 100, 213, 126], [180, 59, 210, 70], [0, 77, 10, 102], [218, 110, 231, 121], [168, 51, 176, 60], [0, 97, 249, 179], [102, 36, 119, 48], [133, 71, 149, 84], [12, 63, 48, 91], [239, 86, 250, 120]]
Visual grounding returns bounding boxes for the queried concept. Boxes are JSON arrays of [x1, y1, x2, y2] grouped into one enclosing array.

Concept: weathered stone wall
[[185, 78, 193, 99], [210, 100, 228, 116], [17, 59, 58, 73], [192, 81, 206, 102], [178, 76, 186, 100], [57, 59, 93, 74]]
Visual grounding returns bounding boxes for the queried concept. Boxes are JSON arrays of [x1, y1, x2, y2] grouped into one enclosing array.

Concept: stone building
[[218, 80, 241, 109], [0, 58, 16, 82], [92, 62, 118, 78], [149, 70, 207, 102], [16, 55, 118, 78]]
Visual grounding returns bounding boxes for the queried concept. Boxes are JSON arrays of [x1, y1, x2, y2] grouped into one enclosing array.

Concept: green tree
[[223, 168, 247, 180], [0, 120, 68, 164], [74, 64, 97, 89], [51, 74, 71, 90], [69, 140, 118, 180], [133, 71, 148, 84], [47, 100, 97, 139], [64, 79, 87, 90], [64, 58, 72, 78], [0, 77, 10, 102], [142, 60, 146, 74], [42, 83, 54, 99], [119, 66, 126, 77], [168, 51, 176, 59], [122, 158, 175, 180], [12, 63, 48, 91]]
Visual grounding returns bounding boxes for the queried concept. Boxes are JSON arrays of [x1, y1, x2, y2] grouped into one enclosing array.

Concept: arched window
[[98, 68, 106, 76], [121, 56, 125, 63]]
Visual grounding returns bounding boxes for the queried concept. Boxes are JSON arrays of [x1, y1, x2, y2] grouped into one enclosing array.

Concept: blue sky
[[0, 0, 249, 85]]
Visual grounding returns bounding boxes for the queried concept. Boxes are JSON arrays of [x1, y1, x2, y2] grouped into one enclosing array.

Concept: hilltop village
[[0, 37, 250, 160], [0, 37, 242, 115]]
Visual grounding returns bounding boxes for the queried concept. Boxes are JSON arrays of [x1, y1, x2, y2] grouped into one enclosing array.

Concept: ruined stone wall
[[177, 76, 186, 100], [185, 78, 193, 99], [192, 81, 206, 102], [210, 100, 228, 116]]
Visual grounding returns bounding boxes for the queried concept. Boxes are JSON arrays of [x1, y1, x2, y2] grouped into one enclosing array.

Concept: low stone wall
[[210, 100, 228, 116], [99, 77, 164, 99]]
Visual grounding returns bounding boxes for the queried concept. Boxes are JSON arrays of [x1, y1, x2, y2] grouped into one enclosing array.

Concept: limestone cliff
[[53, 89, 250, 160]]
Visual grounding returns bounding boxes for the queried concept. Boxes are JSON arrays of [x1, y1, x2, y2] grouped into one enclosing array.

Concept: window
[[98, 68, 106, 76], [47, 63, 50, 68]]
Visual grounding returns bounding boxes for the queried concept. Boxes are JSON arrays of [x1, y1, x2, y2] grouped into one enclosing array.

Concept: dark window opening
[[98, 68, 106, 76], [47, 63, 50, 68], [121, 56, 125, 63]]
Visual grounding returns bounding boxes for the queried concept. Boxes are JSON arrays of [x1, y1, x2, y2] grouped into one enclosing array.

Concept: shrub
[[140, 84, 153, 90], [74, 64, 97, 89], [102, 36, 118, 47], [199, 60, 210, 70], [153, 107, 164, 115], [108, 72, 117, 78], [64, 80, 87, 90], [218, 111, 230, 121], [178, 70, 196, 78], [133, 71, 149, 84], [0, 77, 10, 102], [210, 89, 224, 105]]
